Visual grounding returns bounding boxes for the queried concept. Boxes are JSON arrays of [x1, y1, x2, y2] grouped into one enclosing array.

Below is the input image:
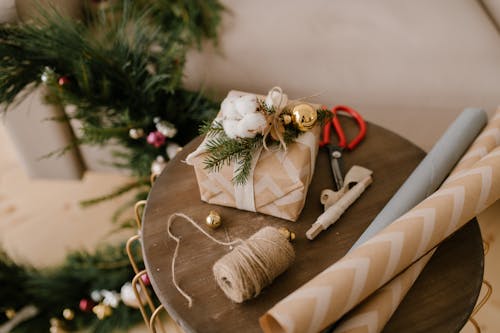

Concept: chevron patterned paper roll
[[328, 108, 499, 333], [260, 146, 500, 333], [332, 251, 434, 333]]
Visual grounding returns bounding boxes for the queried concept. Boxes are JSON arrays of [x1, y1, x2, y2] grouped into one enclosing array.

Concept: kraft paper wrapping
[[332, 251, 433, 333], [330, 108, 500, 333], [186, 90, 321, 222], [260, 146, 500, 333]]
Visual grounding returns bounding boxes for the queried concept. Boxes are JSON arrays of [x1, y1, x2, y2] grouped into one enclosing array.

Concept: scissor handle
[[319, 105, 366, 150]]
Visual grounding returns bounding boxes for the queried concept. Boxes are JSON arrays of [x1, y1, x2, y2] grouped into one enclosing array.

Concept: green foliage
[[0, 243, 143, 332], [202, 104, 332, 185], [0, 0, 221, 181], [0, 0, 223, 331]]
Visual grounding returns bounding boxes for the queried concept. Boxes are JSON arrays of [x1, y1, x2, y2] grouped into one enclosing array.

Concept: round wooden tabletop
[[141, 120, 484, 333]]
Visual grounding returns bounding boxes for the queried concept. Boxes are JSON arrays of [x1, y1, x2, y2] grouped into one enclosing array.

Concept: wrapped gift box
[[186, 90, 321, 221]]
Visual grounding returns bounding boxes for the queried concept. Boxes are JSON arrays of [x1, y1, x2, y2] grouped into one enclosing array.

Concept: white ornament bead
[[90, 290, 103, 302], [120, 282, 146, 309], [101, 290, 121, 308], [155, 121, 177, 138], [151, 156, 167, 175], [129, 128, 144, 139], [166, 143, 182, 160]]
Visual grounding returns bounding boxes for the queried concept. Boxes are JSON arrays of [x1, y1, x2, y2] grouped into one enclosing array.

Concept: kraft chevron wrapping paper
[[350, 108, 488, 249], [186, 90, 321, 222], [332, 251, 434, 333], [260, 146, 500, 333], [330, 108, 500, 333]]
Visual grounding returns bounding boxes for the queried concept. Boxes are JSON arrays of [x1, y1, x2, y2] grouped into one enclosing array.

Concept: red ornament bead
[[141, 273, 151, 286], [79, 298, 95, 312], [58, 76, 70, 86], [147, 131, 166, 148]]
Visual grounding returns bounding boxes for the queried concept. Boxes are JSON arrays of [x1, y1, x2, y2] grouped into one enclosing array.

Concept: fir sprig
[[203, 130, 262, 185], [202, 101, 332, 185]]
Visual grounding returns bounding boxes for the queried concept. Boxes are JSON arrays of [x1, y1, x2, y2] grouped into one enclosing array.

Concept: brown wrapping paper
[[330, 108, 500, 333], [186, 90, 321, 222], [332, 251, 433, 333], [260, 146, 500, 333]]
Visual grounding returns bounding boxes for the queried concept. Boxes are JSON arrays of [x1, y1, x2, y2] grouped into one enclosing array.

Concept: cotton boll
[[223, 119, 241, 139], [221, 96, 241, 120], [265, 89, 288, 109], [234, 94, 257, 116], [237, 112, 268, 138]]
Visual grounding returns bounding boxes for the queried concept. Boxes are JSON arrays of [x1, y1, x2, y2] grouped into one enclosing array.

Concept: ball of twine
[[213, 226, 295, 303]]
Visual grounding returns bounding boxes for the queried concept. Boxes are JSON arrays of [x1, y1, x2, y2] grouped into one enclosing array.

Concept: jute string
[[167, 213, 295, 306]]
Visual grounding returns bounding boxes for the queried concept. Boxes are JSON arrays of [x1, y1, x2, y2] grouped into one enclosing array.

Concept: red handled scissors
[[319, 105, 367, 191]]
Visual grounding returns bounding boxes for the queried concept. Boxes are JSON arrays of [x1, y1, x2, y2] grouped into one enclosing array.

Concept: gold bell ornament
[[291, 104, 318, 131], [92, 303, 113, 320], [278, 227, 296, 242], [206, 210, 222, 229], [62, 308, 74, 320]]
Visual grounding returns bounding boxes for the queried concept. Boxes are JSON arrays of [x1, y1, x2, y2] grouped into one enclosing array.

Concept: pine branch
[[204, 133, 262, 184], [80, 179, 149, 207]]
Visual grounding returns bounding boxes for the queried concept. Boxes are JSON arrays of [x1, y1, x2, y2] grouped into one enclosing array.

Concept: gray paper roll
[[350, 108, 487, 250]]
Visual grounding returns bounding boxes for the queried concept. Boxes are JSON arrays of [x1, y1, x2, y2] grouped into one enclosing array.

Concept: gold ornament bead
[[278, 227, 296, 242], [206, 210, 222, 229], [282, 114, 292, 125], [62, 308, 74, 321], [5, 308, 16, 319], [92, 303, 113, 320], [291, 104, 318, 131]]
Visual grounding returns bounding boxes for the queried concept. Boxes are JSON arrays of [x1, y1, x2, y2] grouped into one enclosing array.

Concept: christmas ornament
[[205, 210, 222, 229], [154, 117, 177, 138], [151, 156, 167, 175], [120, 282, 147, 309], [278, 227, 296, 242], [40, 67, 55, 84], [129, 128, 144, 139], [79, 298, 95, 312], [49, 318, 68, 333], [5, 308, 16, 319], [90, 290, 103, 302], [166, 142, 182, 160], [291, 103, 318, 131], [92, 303, 113, 320], [141, 273, 151, 286], [101, 289, 121, 308], [58, 76, 70, 87], [62, 308, 74, 320], [147, 131, 166, 148]]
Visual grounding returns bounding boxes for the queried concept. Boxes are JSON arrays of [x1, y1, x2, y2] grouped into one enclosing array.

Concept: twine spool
[[167, 213, 295, 306], [213, 226, 295, 303]]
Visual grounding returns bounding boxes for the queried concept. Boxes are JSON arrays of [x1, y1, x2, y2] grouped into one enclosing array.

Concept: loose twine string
[[167, 213, 295, 306]]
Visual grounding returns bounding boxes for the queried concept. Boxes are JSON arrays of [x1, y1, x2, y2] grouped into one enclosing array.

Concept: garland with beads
[[0, 0, 222, 331], [0, 0, 223, 213]]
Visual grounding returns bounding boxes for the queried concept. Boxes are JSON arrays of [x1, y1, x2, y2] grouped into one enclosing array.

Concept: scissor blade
[[329, 148, 344, 191]]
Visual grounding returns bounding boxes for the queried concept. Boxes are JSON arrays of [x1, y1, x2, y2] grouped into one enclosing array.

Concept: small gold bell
[[5, 308, 16, 319], [206, 210, 222, 229], [62, 308, 74, 321], [92, 303, 113, 320], [282, 114, 292, 125], [278, 227, 296, 242], [291, 104, 318, 131]]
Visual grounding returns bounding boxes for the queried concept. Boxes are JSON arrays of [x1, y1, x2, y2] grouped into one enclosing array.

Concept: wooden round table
[[141, 120, 484, 333]]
